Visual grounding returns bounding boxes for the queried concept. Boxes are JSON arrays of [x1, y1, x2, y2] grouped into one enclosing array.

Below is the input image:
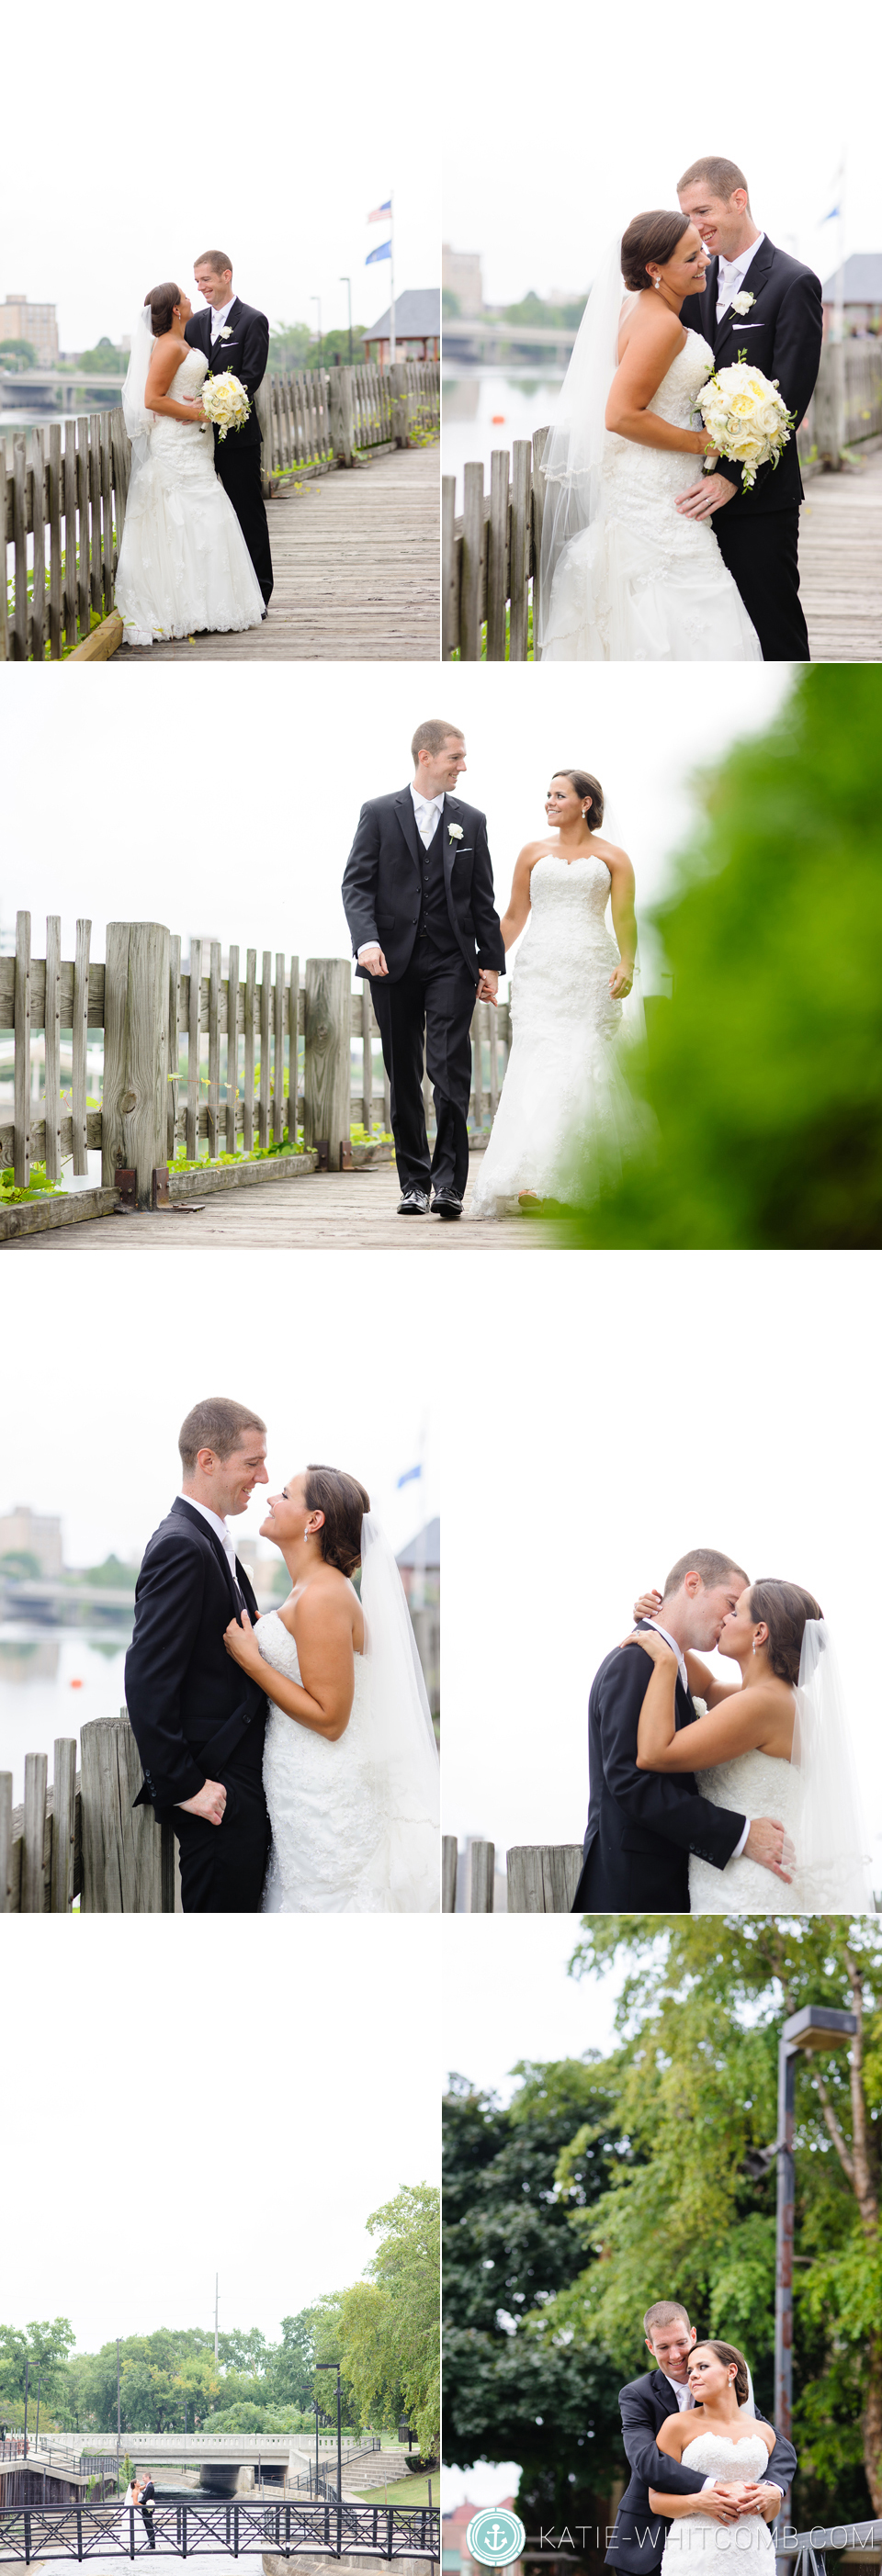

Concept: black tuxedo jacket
[[680, 238, 822, 516], [342, 789, 506, 984], [571, 1623, 745, 1913], [606, 2368, 797, 2572], [125, 1497, 266, 1821], [185, 298, 268, 450]]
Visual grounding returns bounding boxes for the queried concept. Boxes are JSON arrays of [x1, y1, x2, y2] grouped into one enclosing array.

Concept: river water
[[442, 364, 563, 512], [0, 1623, 131, 1803]]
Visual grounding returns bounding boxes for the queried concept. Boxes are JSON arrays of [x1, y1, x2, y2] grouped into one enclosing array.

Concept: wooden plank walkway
[[4, 1162, 554, 1252], [801, 448, 882, 661], [111, 447, 439, 662]]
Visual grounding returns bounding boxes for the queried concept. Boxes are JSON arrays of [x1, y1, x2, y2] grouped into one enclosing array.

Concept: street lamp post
[[34, 2369, 41, 2447], [339, 278, 353, 367], [316, 2364, 342, 2558], [312, 2399, 320, 2499], [23, 2357, 29, 2459], [117, 2338, 120, 2490], [775, 2005, 858, 2576]]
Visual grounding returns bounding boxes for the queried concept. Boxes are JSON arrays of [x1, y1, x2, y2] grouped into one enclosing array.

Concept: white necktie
[[417, 803, 438, 849]]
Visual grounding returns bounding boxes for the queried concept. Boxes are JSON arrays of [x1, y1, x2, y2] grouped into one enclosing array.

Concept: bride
[[222, 1464, 439, 1913], [471, 768, 645, 1217], [537, 213, 762, 662], [650, 2342, 778, 2576], [627, 1580, 872, 1912], [115, 282, 265, 647]]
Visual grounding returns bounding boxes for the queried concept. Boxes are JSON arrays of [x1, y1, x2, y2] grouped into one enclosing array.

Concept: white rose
[[448, 823, 463, 840], [730, 290, 755, 316]]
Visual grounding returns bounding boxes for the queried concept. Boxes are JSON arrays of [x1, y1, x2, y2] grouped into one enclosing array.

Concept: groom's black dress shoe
[[398, 1187, 430, 1214], [432, 1188, 462, 1220]]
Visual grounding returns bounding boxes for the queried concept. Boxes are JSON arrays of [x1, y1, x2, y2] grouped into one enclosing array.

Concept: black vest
[[415, 810, 459, 959]]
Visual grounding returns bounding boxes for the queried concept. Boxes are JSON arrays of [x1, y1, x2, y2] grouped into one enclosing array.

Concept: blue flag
[[366, 238, 391, 265], [397, 1464, 422, 1488]]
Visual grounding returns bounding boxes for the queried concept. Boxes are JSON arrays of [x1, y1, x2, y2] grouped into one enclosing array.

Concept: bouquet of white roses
[[200, 370, 251, 441], [694, 351, 795, 492]]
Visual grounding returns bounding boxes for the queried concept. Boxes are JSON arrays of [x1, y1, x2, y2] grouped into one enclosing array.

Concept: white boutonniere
[[730, 290, 755, 317], [691, 1696, 707, 1717], [447, 822, 463, 841], [220, 326, 232, 341]]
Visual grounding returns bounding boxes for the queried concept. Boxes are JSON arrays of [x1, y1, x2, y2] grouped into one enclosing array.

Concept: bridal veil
[[537, 238, 629, 655], [791, 1621, 874, 1911], [357, 1513, 440, 1913]]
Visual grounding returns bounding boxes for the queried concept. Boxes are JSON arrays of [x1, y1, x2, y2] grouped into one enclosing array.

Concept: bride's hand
[[609, 961, 634, 998], [633, 1590, 662, 1622], [223, 1608, 262, 1670], [620, 1627, 677, 1664]]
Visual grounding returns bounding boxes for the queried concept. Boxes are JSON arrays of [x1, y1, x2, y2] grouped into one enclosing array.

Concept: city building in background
[[0, 1503, 62, 1578], [442, 247, 483, 315], [1, 294, 59, 364]]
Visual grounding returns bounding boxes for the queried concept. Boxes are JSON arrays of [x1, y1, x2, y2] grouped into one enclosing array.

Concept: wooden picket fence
[[0, 1723, 179, 1913], [442, 338, 882, 660], [3, 364, 440, 661], [1, 913, 512, 1221], [442, 1837, 582, 1912]]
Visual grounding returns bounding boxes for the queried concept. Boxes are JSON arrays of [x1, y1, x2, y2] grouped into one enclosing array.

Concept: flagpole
[[390, 193, 396, 365], [835, 154, 846, 344]]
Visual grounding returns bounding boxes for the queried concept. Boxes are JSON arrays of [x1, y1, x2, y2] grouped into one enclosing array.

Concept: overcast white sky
[[1, 665, 794, 980], [0, 1254, 437, 1567], [443, 0, 878, 306], [4, 0, 438, 354], [440, 1251, 882, 1866], [2, 1913, 439, 2349]]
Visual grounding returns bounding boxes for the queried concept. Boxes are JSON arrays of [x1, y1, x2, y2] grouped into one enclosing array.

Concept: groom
[[571, 1548, 790, 1913], [125, 1397, 272, 1914], [186, 249, 274, 608], [673, 156, 822, 662], [341, 720, 506, 1219], [606, 2299, 797, 2574]]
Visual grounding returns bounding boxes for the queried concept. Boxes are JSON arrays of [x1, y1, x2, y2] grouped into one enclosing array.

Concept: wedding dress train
[[661, 2437, 774, 2576], [539, 332, 762, 663], [114, 346, 265, 647], [471, 855, 643, 1213]]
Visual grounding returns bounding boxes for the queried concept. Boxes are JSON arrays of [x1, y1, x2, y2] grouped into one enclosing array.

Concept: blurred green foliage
[[571, 667, 882, 1247]]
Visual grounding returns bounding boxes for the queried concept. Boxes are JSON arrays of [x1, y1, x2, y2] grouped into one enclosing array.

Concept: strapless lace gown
[[258, 1611, 437, 1914], [540, 331, 762, 663], [471, 856, 642, 1214], [114, 347, 265, 647], [690, 1743, 807, 1913], [662, 2437, 774, 2576]]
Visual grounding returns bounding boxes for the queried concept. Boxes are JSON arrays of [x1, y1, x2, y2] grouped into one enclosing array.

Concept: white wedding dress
[[540, 331, 762, 663], [690, 1745, 807, 1914], [471, 855, 642, 1214], [257, 1610, 437, 1913], [114, 346, 265, 647], [662, 2437, 774, 2576]]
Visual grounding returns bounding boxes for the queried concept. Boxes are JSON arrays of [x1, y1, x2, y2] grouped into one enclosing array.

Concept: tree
[[556, 1917, 882, 2524], [0, 2319, 75, 2419], [0, 339, 39, 369], [274, 2312, 318, 2411], [571, 667, 882, 1247], [337, 2183, 440, 2457], [443, 2068, 626, 2540]]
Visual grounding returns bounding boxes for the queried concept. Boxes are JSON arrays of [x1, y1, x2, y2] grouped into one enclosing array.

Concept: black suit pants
[[141, 2514, 156, 2550], [571, 1839, 690, 1915], [174, 1771, 270, 1913], [370, 939, 478, 1197], [712, 505, 808, 660], [214, 439, 273, 604]]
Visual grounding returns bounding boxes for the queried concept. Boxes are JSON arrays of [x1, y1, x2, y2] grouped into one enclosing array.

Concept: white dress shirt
[[209, 295, 236, 343], [644, 1619, 751, 1862], [716, 235, 765, 321], [183, 1496, 241, 1590], [356, 783, 446, 962]]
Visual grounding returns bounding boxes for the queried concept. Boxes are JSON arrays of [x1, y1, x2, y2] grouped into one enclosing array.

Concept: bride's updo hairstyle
[[750, 1580, 823, 1685], [145, 282, 183, 338], [305, 1465, 370, 1578], [694, 2342, 750, 2403], [554, 769, 605, 827], [621, 211, 690, 293]]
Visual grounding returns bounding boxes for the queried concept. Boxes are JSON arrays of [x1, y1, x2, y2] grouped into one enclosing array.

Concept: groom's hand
[[744, 1817, 792, 1882], [177, 1778, 227, 1826], [696, 2489, 741, 2525], [358, 944, 389, 978], [477, 970, 498, 1005], [675, 472, 736, 520]]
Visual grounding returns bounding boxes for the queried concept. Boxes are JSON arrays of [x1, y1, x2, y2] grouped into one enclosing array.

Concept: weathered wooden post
[[813, 338, 845, 468], [255, 380, 274, 498], [441, 475, 458, 658], [531, 425, 550, 652], [507, 1843, 584, 1912], [441, 1837, 458, 1913], [102, 921, 170, 1205], [328, 368, 356, 467], [21, 1752, 48, 1913], [469, 1840, 495, 1912], [51, 1738, 77, 1915], [14, 909, 31, 1189], [303, 961, 351, 1168], [0, 1772, 14, 1913], [460, 461, 483, 661], [80, 1712, 175, 1912], [390, 361, 411, 447]]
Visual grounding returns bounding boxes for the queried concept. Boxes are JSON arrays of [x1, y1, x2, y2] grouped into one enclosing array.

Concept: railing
[[50, 2439, 374, 2462], [4, 365, 440, 660], [781, 2519, 882, 2576], [442, 340, 882, 659], [0, 2500, 440, 2561], [442, 1838, 582, 1912], [0, 915, 512, 1221]]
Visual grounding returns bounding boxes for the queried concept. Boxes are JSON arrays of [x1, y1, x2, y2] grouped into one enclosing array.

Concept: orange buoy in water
[[492, 413, 505, 423], [69, 1677, 85, 1689]]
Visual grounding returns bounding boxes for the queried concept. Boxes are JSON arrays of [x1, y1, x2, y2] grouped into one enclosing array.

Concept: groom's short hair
[[179, 1397, 266, 1469], [662, 1547, 749, 1597], [411, 719, 464, 761], [677, 156, 751, 208], [195, 249, 232, 276], [644, 2300, 691, 2335]]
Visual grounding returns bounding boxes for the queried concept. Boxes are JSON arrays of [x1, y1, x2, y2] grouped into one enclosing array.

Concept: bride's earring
[[653, 276, 662, 290], [752, 1637, 758, 1654], [303, 1523, 311, 1541]]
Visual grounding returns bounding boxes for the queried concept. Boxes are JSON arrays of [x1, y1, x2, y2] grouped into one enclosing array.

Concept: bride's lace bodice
[[513, 858, 621, 1036], [167, 347, 209, 400], [258, 1609, 389, 1913], [602, 330, 714, 516], [690, 1738, 807, 1914], [148, 347, 211, 473], [662, 2435, 774, 2570]]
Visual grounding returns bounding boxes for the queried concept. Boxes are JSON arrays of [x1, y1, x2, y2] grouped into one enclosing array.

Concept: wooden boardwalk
[[5, 1162, 555, 1252], [111, 447, 439, 662], [801, 447, 882, 661]]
